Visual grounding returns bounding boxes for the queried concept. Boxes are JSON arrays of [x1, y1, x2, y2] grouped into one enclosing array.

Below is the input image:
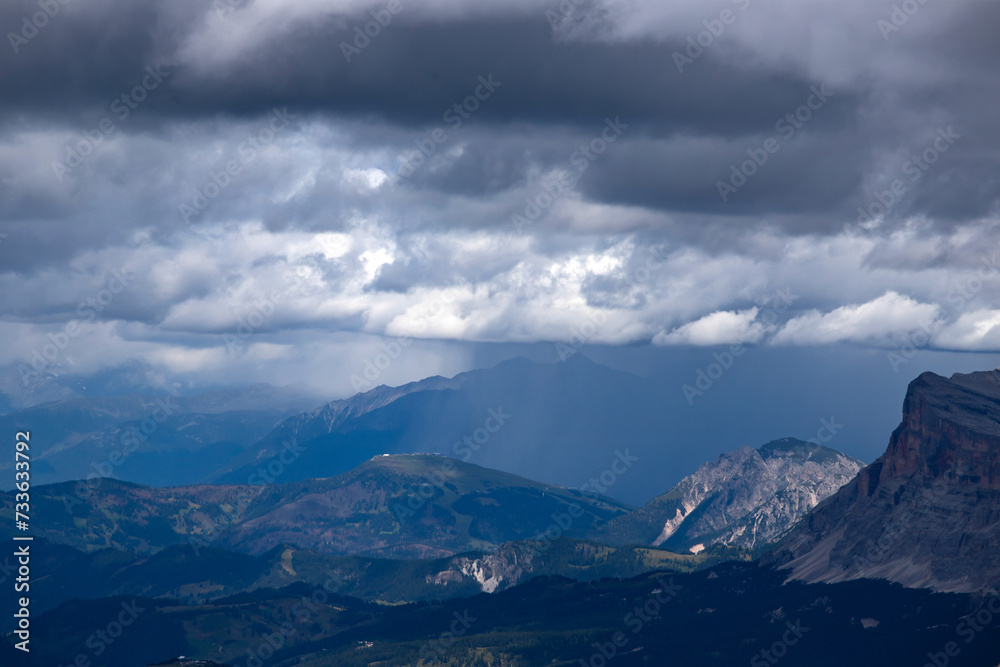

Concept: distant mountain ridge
[[209, 355, 685, 503], [0, 536, 743, 619], [3, 433, 867, 564], [768, 370, 1000, 593], [0, 454, 630, 558], [595, 438, 864, 552], [0, 383, 323, 486], [4, 356, 872, 505], [216, 373, 468, 477]]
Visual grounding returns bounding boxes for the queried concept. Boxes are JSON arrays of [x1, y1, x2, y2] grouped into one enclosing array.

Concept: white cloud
[[653, 308, 767, 346], [932, 309, 1000, 351], [343, 167, 389, 191], [771, 291, 940, 346], [4, 108, 1000, 363]]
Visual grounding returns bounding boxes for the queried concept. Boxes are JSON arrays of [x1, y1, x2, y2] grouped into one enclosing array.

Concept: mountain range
[[0, 454, 631, 558], [3, 355, 873, 505], [5, 362, 1000, 665], [2, 438, 866, 563], [0, 382, 323, 486], [210, 355, 678, 501]]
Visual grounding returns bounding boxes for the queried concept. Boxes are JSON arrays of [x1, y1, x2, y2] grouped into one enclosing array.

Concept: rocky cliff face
[[421, 538, 745, 595], [429, 542, 537, 594], [767, 370, 1000, 593], [595, 438, 864, 552]]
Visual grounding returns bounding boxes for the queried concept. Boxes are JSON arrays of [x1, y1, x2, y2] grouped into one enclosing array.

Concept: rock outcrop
[[767, 370, 1000, 593], [596, 438, 864, 552]]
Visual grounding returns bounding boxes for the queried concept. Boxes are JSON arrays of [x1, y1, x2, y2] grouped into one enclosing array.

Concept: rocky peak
[[879, 370, 1000, 490], [767, 369, 1000, 593], [594, 438, 863, 552]]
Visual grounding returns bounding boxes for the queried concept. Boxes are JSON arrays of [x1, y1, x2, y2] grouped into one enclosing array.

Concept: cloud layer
[[1, 0, 999, 391]]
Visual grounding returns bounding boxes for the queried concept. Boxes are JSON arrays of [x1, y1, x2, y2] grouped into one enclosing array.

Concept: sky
[[1, 0, 999, 406]]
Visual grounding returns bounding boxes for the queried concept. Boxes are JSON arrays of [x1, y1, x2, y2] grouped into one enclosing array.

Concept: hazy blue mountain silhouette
[[213, 356, 705, 503]]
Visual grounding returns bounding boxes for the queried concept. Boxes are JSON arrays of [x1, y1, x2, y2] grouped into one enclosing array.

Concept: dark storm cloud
[[0, 0, 183, 123], [2, 0, 1000, 376], [1, 3, 815, 133], [1, 0, 997, 235]]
